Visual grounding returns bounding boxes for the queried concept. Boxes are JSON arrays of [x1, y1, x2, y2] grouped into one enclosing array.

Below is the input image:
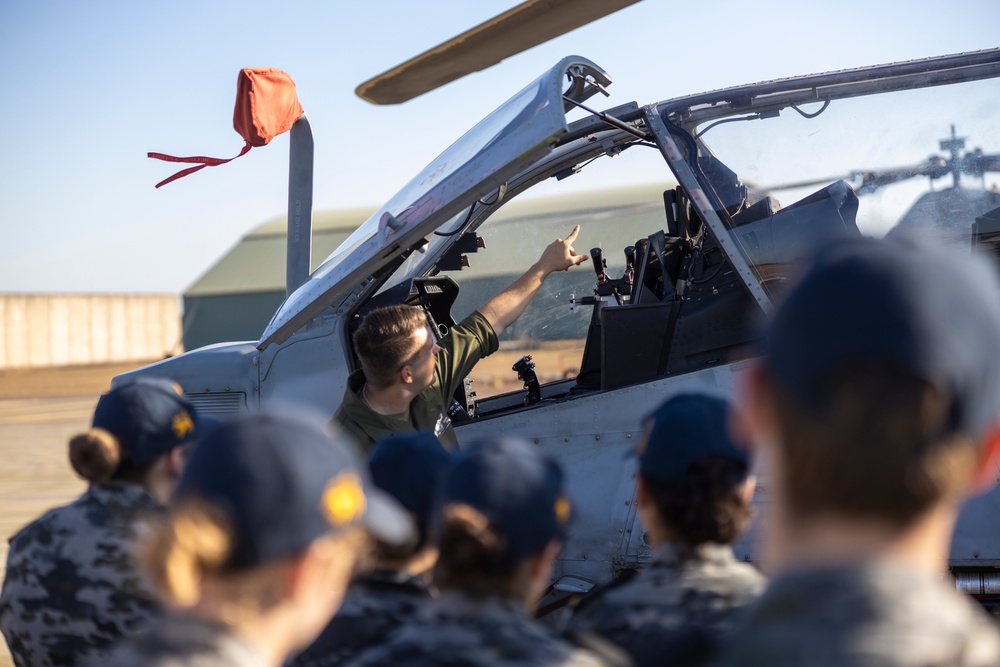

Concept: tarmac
[[0, 362, 141, 667]]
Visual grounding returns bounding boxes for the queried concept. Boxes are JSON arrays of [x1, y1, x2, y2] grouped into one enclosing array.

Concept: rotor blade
[[854, 159, 944, 194], [962, 152, 1000, 176], [763, 159, 943, 195], [356, 0, 643, 105], [760, 176, 844, 192]]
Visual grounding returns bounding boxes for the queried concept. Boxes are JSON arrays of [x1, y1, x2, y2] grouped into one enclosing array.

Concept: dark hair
[[433, 503, 527, 597], [642, 457, 751, 549], [352, 306, 428, 389], [771, 368, 979, 527], [68, 428, 156, 484]]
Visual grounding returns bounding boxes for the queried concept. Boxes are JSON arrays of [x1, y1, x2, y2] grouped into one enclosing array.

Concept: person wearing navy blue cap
[[718, 237, 1000, 667], [289, 431, 454, 667], [0, 377, 203, 667], [347, 437, 610, 667], [97, 411, 414, 667], [565, 393, 765, 667]]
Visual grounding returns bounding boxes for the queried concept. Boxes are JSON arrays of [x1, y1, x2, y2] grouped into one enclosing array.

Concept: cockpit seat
[[730, 179, 861, 267]]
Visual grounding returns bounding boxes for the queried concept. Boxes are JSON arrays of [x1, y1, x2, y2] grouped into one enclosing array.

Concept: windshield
[[310, 78, 547, 282], [674, 74, 1000, 299]]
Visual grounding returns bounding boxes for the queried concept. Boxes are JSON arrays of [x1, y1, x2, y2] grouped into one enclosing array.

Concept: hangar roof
[[185, 183, 669, 297]]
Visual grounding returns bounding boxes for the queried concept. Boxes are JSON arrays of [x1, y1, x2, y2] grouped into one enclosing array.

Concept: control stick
[[512, 355, 541, 406], [591, 247, 607, 285]]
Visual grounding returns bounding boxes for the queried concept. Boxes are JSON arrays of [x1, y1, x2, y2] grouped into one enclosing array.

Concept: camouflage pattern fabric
[[565, 541, 765, 667], [0, 482, 163, 667], [96, 610, 267, 667], [713, 561, 1000, 667], [343, 590, 610, 667], [288, 569, 433, 667]]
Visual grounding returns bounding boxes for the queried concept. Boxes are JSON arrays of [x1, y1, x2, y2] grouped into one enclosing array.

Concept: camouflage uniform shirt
[[288, 569, 433, 667], [344, 590, 609, 667], [565, 541, 766, 666], [96, 610, 267, 667], [714, 561, 1000, 667], [0, 481, 163, 667]]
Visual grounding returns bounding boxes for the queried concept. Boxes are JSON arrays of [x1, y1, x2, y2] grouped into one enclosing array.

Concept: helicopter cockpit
[[338, 52, 1000, 422]]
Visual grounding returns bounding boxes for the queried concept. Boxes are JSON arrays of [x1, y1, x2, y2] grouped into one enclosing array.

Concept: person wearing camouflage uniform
[[291, 570, 432, 667], [0, 378, 201, 667], [348, 590, 607, 667], [97, 412, 414, 667], [289, 432, 452, 667], [721, 237, 1000, 666], [566, 394, 764, 667], [344, 438, 610, 667]]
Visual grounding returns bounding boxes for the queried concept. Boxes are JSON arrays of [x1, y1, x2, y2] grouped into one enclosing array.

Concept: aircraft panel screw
[[744, 554, 752, 562], [974, 552, 980, 558], [595, 435, 601, 441], [626, 433, 632, 439]]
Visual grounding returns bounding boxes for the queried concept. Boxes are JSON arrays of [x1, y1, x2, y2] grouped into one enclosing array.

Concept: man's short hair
[[762, 237, 1000, 527], [353, 305, 429, 389], [771, 371, 979, 526]]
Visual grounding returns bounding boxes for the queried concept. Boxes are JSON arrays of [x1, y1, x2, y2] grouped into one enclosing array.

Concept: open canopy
[[259, 56, 612, 349]]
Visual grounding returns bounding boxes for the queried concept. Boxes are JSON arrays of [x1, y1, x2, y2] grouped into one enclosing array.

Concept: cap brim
[[362, 486, 417, 547]]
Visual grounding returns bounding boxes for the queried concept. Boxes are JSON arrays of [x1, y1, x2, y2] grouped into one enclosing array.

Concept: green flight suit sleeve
[[430, 310, 499, 407]]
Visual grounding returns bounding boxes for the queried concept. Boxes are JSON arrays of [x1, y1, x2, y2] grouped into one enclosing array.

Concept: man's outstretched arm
[[478, 225, 588, 336]]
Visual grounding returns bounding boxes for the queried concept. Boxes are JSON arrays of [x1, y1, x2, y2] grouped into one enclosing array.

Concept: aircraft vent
[[184, 392, 247, 416]]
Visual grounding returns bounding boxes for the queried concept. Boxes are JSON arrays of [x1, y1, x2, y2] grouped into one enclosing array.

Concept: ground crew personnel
[[343, 437, 612, 667], [97, 411, 413, 667], [0, 378, 203, 667], [720, 237, 1000, 666], [334, 226, 588, 451], [289, 431, 454, 667], [565, 393, 765, 666]]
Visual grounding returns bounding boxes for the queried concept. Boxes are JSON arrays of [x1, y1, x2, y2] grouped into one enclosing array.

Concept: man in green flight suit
[[334, 225, 588, 451]]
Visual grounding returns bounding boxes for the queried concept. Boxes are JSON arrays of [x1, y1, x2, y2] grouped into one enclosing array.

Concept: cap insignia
[[322, 472, 367, 526], [172, 411, 195, 438], [554, 495, 571, 525]]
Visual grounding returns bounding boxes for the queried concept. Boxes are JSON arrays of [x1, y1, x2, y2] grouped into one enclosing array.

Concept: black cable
[[696, 115, 759, 138], [432, 183, 507, 237], [790, 99, 830, 119]]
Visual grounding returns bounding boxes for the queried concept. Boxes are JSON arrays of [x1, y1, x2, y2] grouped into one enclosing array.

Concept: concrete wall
[[0, 294, 181, 370]]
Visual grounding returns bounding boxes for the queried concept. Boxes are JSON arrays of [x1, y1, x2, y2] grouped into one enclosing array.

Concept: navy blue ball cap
[[438, 437, 571, 562], [765, 236, 1000, 439], [174, 411, 414, 571], [369, 431, 455, 541], [93, 378, 200, 466], [638, 393, 748, 484]]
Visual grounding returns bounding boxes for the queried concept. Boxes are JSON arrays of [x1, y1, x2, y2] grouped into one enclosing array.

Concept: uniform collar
[[86, 480, 160, 508], [651, 540, 738, 569], [430, 590, 527, 620]]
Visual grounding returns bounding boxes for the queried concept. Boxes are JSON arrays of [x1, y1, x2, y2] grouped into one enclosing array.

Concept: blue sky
[[1, 0, 998, 293]]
